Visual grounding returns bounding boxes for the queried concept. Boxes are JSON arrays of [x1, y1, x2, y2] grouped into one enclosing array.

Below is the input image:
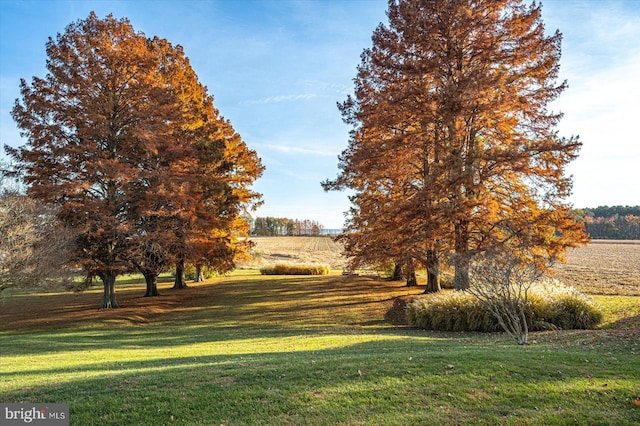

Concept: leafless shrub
[[466, 250, 545, 345], [0, 191, 76, 293]]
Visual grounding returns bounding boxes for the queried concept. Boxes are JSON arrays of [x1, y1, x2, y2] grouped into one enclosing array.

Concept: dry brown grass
[[551, 240, 640, 296]]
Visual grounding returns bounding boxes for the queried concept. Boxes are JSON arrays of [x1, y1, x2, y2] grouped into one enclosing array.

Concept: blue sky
[[1, 0, 639, 229]]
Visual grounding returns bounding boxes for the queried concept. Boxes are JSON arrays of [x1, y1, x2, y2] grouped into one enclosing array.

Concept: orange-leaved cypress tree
[[7, 13, 263, 306], [325, 0, 587, 290], [8, 13, 179, 307]]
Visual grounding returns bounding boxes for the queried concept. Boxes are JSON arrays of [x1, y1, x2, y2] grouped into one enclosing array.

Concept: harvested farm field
[[239, 236, 347, 269], [242, 237, 640, 296], [551, 240, 640, 296]]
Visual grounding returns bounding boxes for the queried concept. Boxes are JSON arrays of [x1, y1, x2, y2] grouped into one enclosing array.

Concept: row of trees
[[573, 206, 640, 239], [251, 217, 325, 236], [579, 205, 640, 218], [323, 0, 587, 291], [3, 13, 263, 307]]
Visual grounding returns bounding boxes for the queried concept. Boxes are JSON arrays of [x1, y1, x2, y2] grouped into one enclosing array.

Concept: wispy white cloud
[[301, 79, 352, 96], [239, 77, 353, 106], [258, 143, 337, 157], [241, 93, 320, 105]]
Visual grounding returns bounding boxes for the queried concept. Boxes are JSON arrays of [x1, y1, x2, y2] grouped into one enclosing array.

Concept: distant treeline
[[251, 217, 325, 236], [573, 206, 640, 240]]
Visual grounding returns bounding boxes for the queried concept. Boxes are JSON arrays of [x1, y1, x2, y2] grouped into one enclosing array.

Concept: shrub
[[406, 279, 602, 332], [466, 251, 542, 344], [259, 263, 329, 276], [406, 291, 499, 332]]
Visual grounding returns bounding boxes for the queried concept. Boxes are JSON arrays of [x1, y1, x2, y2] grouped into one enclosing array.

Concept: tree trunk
[[390, 261, 405, 281], [100, 271, 119, 308], [424, 249, 441, 293], [405, 259, 417, 287], [143, 272, 160, 297], [194, 264, 205, 283], [173, 257, 188, 289], [454, 220, 470, 290]]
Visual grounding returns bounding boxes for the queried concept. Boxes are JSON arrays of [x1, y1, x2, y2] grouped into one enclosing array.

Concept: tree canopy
[[6, 12, 263, 307], [324, 0, 587, 289]]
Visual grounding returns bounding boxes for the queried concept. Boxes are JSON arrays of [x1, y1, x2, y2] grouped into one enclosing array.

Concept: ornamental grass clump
[[407, 278, 602, 339], [528, 279, 603, 330], [406, 291, 498, 332], [259, 263, 329, 275]]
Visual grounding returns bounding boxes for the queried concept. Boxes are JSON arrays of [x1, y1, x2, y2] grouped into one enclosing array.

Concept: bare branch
[[466, 250, 545, 345]]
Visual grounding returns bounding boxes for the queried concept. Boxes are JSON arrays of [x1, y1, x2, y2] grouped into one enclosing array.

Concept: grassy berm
[[1, 271, 639, 425]]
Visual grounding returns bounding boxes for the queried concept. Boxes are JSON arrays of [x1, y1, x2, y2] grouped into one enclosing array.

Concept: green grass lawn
[[1, 273, 639, 425]]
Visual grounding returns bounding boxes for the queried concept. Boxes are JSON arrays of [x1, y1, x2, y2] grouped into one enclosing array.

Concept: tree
[[118, 36, 200, 297], [123, 35, 263, 293], [324, 0, 586, 290], [8, 13, 169, 307], [0, 190, 76, 294], [573, 206, 640, 239], [7, 13, 263, 306], [250, 217, 326, 237], [170, 87, 264, 289]]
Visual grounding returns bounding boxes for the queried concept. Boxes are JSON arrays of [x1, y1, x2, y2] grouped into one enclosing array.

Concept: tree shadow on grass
[[3, 272, 638, 424], [0, 275, 424, 333], [604, 313, 640, 330]]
